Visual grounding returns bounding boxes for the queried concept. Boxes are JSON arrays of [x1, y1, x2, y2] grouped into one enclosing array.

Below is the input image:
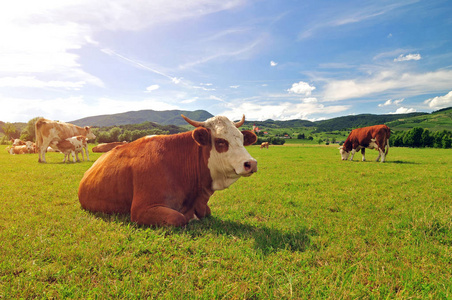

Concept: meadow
[[1, 144, 451, 299]]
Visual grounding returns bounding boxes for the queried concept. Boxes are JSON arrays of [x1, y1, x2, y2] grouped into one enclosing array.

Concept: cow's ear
[[192, 127, 211, 146], [242, 130, 257, 146]]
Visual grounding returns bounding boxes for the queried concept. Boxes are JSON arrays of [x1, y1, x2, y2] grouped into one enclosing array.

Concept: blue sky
[[1, 0, 452, 123]]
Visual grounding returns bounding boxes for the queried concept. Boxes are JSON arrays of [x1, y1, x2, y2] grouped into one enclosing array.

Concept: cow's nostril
[[243, 160, 257, 173]]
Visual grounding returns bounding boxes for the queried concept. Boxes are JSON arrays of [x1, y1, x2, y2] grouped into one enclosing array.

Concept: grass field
[[1, 143, 451, 299]]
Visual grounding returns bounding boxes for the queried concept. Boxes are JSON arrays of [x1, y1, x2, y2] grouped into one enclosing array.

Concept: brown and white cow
[[78, 114, 258, 227], [7, 141, 35, 154], [92, 142, 128, 153], [11, 139, 26, 146], [260, 142, 269, 149], [7, 145, 27, 154], [339, 124, 390, 162], [50, 136, 89, 163], [35, 118, 95, 163]]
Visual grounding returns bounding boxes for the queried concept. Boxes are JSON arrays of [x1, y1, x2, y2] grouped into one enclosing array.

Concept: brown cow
[[339, 125, 390, 162], [35, 118, 95, 163], [92, 142, 128, 153], [260, 142, 269, 149], [78, 114, 257, 227]]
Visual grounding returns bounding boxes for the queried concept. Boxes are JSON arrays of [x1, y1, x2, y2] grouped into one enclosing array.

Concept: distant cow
[[339, 125, 390, 162], [92, 142, 128, 153], [35, 118, 95, 163], [7, 145, 27, 154], [7, 141, 35, 154], [78, 114, 258, 227], [50, 136, 89, 163], [11, 139, 26, 146], [260, 142, 269, 149]]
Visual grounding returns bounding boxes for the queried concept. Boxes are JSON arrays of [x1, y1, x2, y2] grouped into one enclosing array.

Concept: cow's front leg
[[349, 149, 356, 161], [194, 189, 213, 219], [361, 148, 366, 161], [131, 205, 188, 227], [377, 149, 385, 162]]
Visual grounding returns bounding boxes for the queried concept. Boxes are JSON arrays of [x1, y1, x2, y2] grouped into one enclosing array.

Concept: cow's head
[[84, 126, 96, 140], [182, 114, 258, 190], [338, 146, 350, 160]]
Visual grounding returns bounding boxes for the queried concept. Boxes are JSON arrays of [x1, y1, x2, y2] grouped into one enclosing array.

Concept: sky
[[1, 0, 452, 123]]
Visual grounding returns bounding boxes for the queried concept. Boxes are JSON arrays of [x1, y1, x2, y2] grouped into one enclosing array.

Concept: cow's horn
[[234, 114, 245, 128], [181, 114, 205, 127]]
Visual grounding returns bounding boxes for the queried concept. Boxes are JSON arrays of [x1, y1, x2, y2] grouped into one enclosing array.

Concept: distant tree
[[421, 129, 434, 148], [442, 135, 452, 149], [433, 131, 447, 148], [317, 138, 323, 145], [403, 127, 423, 147], [297, 133, 305, 139], [96, 131, 111, 143], [119, 130, 132, 142], [109, 127, 122, 142], [2, 123, 19, 141], [19, 117, 41, 142], [131, 130, 144, 141], [308, 136, 313, 141]]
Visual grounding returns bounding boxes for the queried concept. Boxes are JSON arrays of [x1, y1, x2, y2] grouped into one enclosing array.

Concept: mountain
[[70, 109, 214, 127], [243, 112, 438, 132], [385, 107, 452, 131]]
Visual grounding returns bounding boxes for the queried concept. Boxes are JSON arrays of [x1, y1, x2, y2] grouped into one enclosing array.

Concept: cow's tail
[[35, 118, 44, 149], [385, 139, 389, 156]]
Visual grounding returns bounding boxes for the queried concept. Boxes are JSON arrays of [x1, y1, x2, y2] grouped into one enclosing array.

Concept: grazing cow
[[260, 142, 269, 149], [92, 142, 128, 153], [50, 136, 89, 163], [35, 118, 95, 163], [78, 114, 258, 227], [339, 125, 390, 162]]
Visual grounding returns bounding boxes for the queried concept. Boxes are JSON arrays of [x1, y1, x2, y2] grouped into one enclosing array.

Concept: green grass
[[1, 144, 451, 299]]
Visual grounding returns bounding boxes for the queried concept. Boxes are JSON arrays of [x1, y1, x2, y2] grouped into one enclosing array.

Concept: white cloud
[[145, 84, 160, 92], [424, 91, 452, 109], [0, 1, 245, 91], [0, 76, 87, 90], [221, 98, 349, 121], [378, 98, 404, 107], [394, 53, 421, 62], [230, 85, 240, 89], [0, 95, 179, 123], [287, 81, 316, 96], [323, 70, 452, 101], [389, 107, 416, 114], [270, 61, 278, 67]]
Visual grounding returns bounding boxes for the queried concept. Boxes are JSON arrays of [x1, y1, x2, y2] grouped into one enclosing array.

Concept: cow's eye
[[215, 138, 229, 153]]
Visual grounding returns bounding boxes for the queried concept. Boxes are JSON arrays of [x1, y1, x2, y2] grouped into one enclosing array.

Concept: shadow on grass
[[386, 160, 419, 164], [187, 216, 317, 255], [90, 212, 316, 255]]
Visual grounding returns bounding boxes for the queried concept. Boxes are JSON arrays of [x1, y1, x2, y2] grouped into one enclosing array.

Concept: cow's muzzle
[[243, 159, 258, 175]]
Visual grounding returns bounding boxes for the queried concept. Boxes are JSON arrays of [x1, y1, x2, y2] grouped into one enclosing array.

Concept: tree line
[[390, 128, 452, 148]]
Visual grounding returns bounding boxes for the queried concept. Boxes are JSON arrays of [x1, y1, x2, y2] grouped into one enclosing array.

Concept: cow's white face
[[85, 127, 96, 140], [186, 115, 257, 191], [339, 146, 350, 160]]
